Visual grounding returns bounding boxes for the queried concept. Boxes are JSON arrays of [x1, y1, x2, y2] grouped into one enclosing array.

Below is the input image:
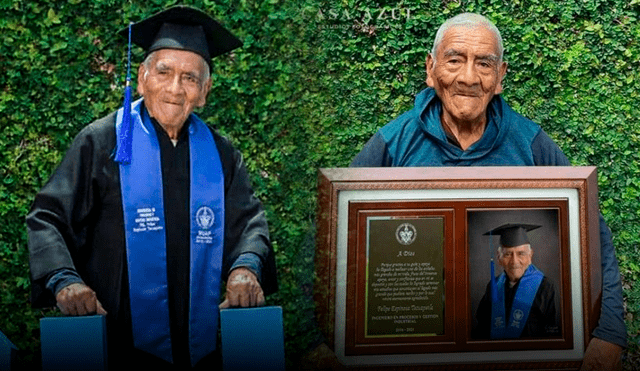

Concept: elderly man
[[473, 224, 559, 339], [351, 12, 625, 370], [26, 6, 276, 370]]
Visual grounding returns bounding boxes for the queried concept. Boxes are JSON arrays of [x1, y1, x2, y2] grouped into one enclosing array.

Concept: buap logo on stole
[[511, 309, 524, 328], [395, 223, 417, 245], [195, 206, 215, 244], [513, 309, 524, 321], [196, 206, 215, 229]]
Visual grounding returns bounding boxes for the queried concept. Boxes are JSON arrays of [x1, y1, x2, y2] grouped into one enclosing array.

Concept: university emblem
[[513, 309, 524, 321], [196, 206, 215, 229], [396, 223, 417, 245], [511, 309, 524, 328]]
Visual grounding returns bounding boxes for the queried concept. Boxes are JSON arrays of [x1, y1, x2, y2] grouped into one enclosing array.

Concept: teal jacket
[[352, 88, 568, 167]]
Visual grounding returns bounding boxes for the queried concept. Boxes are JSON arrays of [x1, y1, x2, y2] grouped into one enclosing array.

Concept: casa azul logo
[[314, 7, 412, 24], [284, 6, 414, 32]]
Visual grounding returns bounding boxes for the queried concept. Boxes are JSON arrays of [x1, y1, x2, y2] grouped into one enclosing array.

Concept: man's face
[[497, 244, 533, 283], [137, 49, 211, 130], [426, 25, 507, 127]]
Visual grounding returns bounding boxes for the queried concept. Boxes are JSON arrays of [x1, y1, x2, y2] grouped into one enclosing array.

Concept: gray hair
[[431, 13, 504, 62], [142, 50, 211, 84]]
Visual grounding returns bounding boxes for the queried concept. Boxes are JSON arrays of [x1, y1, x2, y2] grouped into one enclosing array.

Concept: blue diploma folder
[[40, 315, 107, 371], [0, 328, 18, 371], [220, 306, 285, 371]]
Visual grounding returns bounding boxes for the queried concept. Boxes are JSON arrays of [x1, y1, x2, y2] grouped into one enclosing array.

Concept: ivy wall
[[1, 0, 639, 369]]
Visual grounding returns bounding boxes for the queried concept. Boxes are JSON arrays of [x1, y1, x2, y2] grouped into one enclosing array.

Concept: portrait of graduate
[[26, 5, 277, 370], [350, 12, 626, 370], [472, 224, 559, 339]]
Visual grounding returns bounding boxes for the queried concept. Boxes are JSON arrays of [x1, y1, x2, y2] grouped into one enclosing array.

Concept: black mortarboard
[[117, 5, 242, 66], [483, 223, 541, 247]]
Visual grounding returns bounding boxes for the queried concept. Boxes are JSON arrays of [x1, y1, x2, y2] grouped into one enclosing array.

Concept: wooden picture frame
[[315, 167, 602, 370]]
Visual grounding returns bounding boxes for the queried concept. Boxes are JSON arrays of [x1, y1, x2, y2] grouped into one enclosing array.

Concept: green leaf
[[50, 41, 67, 53], [46, 8, 61, 25]]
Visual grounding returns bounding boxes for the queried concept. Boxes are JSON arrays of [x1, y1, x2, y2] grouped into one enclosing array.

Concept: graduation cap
[[117, 5, 242, 67], [114, 6, 241, 164], [483, 223, 541, 248]]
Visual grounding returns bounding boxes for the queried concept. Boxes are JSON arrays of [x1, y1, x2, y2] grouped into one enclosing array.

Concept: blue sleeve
[[592, 215, 628, 348], [229, 252, 263, 283], [532, 129, 627, 347], [350, 132, 392, 167], [531, 129, 571, 166], [45, 268, 85, 296]]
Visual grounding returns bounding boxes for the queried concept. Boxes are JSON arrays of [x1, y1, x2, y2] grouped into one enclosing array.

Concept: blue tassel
[[115, 84, 132, 163], [489, 230, 498, 303], [115, 22, 133, 164], [490, 259, 498, 303]]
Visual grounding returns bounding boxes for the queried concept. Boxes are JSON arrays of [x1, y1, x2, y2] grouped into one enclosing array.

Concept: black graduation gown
[[26, 107, 278, 368], [473, 275, 559, 339]]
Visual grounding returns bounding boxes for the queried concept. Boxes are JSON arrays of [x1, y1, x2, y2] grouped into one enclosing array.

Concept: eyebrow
[[476, 54, 500, 63], [443, 49, 464, 58], [154, 62, 203, 80], [154, 61, 172, 71], [443, 49, 499, 62]]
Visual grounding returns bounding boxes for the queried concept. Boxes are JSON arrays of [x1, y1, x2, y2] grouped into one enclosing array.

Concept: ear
[[425, 54, 435, 87], [494, 61, 508, 95], [197, 78, 212, 108], [136, 64, 146, 96]]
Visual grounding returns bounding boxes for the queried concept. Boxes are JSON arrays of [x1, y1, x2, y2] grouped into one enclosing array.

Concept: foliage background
[[1, 0, 639, 369]]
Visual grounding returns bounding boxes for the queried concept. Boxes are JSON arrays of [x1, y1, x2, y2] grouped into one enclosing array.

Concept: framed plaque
[[315, 167, 601, 370]]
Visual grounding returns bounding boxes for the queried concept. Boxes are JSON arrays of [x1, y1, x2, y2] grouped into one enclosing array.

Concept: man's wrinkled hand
[[580, 337, 623, 371], [55, 282, 107, 316], [219, 268, 265, 309]]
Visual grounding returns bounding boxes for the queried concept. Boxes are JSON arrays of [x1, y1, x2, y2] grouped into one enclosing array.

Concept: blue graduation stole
[[490, 265, 543, 339], [116, 98, 225, 366]]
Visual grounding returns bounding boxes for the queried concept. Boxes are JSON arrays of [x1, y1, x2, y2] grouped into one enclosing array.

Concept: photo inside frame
[[467, 208, 567, 344]]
